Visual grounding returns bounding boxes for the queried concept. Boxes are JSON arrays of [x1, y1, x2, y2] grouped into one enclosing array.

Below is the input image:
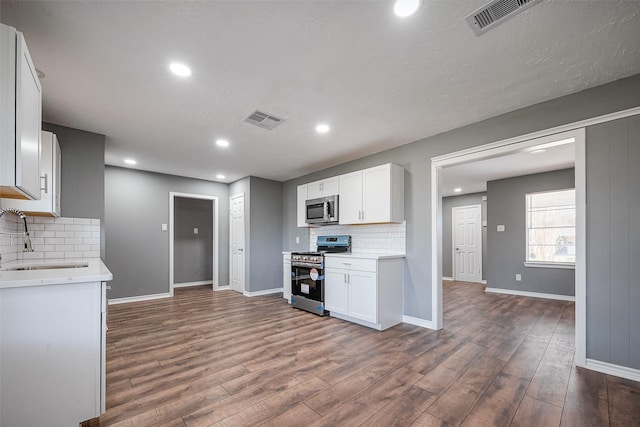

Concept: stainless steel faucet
[[0, 208, 34, 267]]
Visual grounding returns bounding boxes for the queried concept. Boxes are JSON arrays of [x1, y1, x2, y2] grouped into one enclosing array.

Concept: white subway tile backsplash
[[309, 221, 406, 255], [0, 216, 101, 261]]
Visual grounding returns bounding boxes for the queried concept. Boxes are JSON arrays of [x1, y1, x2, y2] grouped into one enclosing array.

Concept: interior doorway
[[169, 192, 219, 296], [452, 204, 482, 283], [431, 127, 586, 366], [230, 193, 245, 293]]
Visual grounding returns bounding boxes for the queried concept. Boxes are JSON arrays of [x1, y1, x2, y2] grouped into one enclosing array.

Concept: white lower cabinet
[[0, 281, 107, 427], [324, 255, 403, 330], [283, 252, 291, 303]]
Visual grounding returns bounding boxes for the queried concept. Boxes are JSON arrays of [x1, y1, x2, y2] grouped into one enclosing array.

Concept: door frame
[[451, 204, 482, 283], [431, 127, 586, 367], [169, 192, 220, 296], [229, 193, 245, 294]]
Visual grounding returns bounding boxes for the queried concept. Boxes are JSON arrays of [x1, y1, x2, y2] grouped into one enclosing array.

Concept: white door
[[230, 194, 245, 293], [362, 165, 390, 223], [338, 171, 363, 224], [348, 270, 377, 323], [324, 269, 349, 315], [452, 205, 482, 283]]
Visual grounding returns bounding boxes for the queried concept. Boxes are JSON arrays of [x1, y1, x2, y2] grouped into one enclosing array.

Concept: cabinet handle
[[344, 273, 347, 283], [347, 273, 350, 284], [40, 174, 48, 193], [343, 262, 351, 265]]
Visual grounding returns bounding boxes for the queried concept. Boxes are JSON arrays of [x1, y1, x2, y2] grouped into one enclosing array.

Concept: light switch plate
[[497, 225, 505, 232], [194, 228, 198, 234], [161, 224, 168, 231], [516, 274, 522, 281], [296, 236, 300, 244]]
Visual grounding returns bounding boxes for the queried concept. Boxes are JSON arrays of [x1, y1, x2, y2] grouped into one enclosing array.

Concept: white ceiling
[[439, 139, 575, 197], [1, 1, 639, 183]]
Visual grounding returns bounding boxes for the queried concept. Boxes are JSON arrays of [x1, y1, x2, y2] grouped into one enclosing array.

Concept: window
[[526, 189, 575, 266]]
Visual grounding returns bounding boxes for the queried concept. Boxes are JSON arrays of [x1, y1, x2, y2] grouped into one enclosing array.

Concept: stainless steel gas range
[[290, 235, 351, 316]]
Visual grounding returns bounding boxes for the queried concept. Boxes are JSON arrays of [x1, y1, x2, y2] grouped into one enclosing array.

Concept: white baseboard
[[485, 287, 575, 302], [108, 292, 172, 305], [481, 280, 487, 284], [215, 285, 231, 291], [243, 287, 283, 297], [585, 358, 640, 382], [403, 315, 435, 330], [442, 276, 454, 281], [173, 280, 212, 288]]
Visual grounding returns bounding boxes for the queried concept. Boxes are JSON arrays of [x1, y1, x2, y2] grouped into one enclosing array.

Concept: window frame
[[524, 188, 576, 269]]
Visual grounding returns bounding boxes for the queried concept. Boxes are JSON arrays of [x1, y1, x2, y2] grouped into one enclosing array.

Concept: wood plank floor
[[83, 281, 640, 426]]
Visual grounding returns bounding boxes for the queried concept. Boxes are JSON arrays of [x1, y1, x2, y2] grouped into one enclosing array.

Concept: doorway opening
[[169, 192, 219, 296], [431, 128, 586, 367]]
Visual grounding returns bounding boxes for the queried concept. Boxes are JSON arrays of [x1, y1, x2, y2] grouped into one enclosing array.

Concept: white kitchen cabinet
[[324, 254, 404, 330], [283, 252, 291, 303], [338, 163, 404, 225], [296, 184, 308, 227], [1, 131, 61, 216], [0, 280, 107, 427], [306, 176, 339, 199], [0, 24, 42, 200]]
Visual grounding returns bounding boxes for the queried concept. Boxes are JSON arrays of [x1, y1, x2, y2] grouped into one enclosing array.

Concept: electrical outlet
[[296, 236, 300, 244], [161, 224, 168, 232], [497, 225, 505, 232], [515, 274, 522, 281], [193, 228, 198, 234]]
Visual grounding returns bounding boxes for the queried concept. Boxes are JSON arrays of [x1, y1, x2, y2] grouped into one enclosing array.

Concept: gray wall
[[174, 197, 213, 284], [586, 115, 640, 369], [442, 192, 486, 280], [42, 123, 105, 257], [486, 169, 575, 296], [230, 176, 283, 293], [105, 166, 229, 299], [282, 73, 640, 321]]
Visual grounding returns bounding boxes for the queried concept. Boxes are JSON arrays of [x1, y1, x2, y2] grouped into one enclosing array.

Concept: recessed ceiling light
[[453, 188, 462, 193], [216, 174, 225, 180], [216, 139, 230, 147], [315, 124, 330, 134], [394, 0, 420, 17], [531, 149, 547, 154], [169, 62, 191, 77], [124, 159, 137, 165]]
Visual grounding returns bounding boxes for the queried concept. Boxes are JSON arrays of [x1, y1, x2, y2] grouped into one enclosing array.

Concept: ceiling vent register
[[466, 0, 543, 36], [243, 110, 285, 130]]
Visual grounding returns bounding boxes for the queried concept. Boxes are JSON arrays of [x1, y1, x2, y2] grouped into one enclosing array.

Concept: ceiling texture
[[1, 1, 639, 183]]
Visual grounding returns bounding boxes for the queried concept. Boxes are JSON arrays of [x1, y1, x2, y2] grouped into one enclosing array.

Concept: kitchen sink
[[2, 262, 89, 271]]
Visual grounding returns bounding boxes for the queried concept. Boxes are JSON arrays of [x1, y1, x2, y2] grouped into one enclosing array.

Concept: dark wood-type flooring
[[83, 281, 640, 426]]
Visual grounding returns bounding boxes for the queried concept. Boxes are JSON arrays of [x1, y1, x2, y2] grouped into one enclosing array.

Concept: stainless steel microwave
[[305, 195, 339, 225]]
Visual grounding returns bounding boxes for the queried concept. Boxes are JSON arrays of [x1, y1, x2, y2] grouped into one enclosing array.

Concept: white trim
[[108, 292, 171, 305], [215, 285, 231, 291], [243, 287, 283, 297], [524, 261, 575, 269], [173, 280, 212, 288], [585, 359, 640, 383], [574, 130, 587, 367], [169, 192, 219, 296], [442, 276, 454, 281], [451, 204, 483, 283], [485, 287, 575, 302], [431, 107, 640, 164], [431, 162, 443, 330], [230, 193, 246, 294], [481, 280, 487, 284], [403, 315, 435, 330]]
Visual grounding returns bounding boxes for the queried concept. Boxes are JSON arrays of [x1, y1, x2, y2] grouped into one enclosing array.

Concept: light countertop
[[0, 258, 113, 289], [324, 253, 405, 260]]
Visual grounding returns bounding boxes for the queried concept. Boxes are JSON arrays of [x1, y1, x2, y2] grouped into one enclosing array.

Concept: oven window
[[306, 203, 324, 220], [291, 265, 324, 301]]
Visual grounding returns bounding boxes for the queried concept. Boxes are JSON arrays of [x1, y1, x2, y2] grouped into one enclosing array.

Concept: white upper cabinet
[[339, 163, 404, 225], [306, 177, 339, 199], [0, 24, 42, 200], [1, 131, 61, 216]]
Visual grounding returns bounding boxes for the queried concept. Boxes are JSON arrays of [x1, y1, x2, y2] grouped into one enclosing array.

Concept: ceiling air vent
[[466, 0, 543, 36], [243, 110, 285, 130]]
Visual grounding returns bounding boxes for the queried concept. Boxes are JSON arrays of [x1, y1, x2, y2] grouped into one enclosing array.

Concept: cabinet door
[[321, 177, 339, 196], [348, 270, 377, 323], [362, 165, 391, 223], [15, 31, 41, 200], [338, 171, 362, 225], [52, 134, 61, 216], [297, 184, 307, 227], [306, 180, 324, 199], [324, 269, 349, 315]]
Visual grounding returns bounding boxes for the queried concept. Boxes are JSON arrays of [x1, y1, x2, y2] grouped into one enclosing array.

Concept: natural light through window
[[526, 189, 576, 267]]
